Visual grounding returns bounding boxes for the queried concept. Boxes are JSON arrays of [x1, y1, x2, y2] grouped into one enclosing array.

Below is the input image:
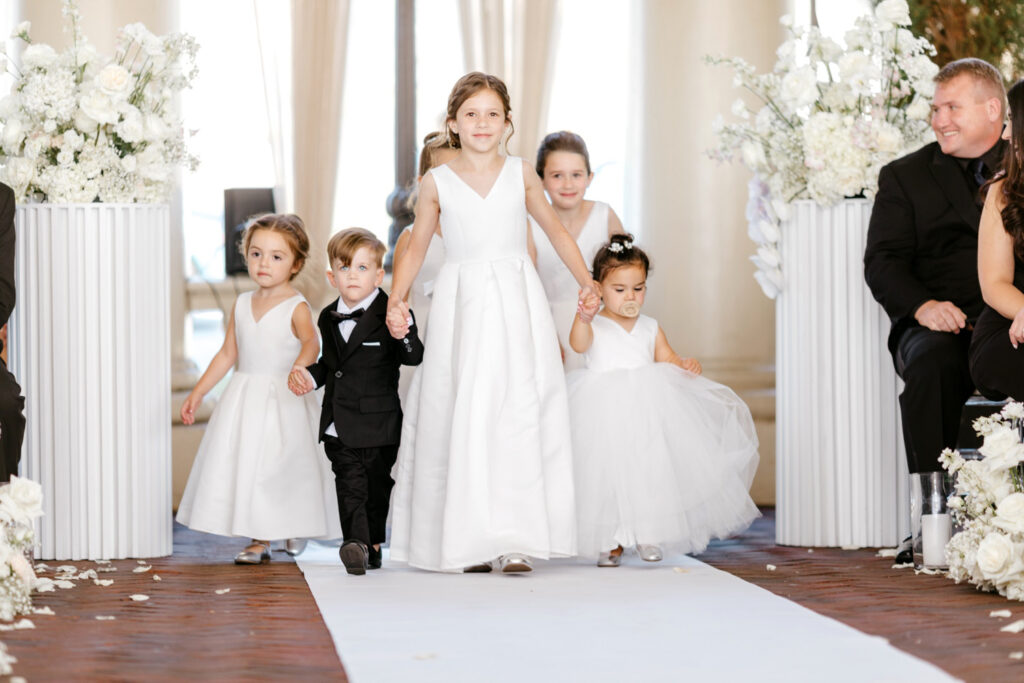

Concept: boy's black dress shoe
[[340, 540, 369, 575], [368, 545, 382, 570]]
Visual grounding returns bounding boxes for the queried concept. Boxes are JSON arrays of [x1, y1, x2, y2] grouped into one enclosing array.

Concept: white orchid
[[707, 0, 937, 298]]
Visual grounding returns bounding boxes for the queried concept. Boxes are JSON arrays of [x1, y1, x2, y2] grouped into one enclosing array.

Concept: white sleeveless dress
[[389, 156, 577, 571], [530, 200, 610, 371], [176, 292, 342, 541], [398, 227, 445, 403], [567, 314, 759, 557]]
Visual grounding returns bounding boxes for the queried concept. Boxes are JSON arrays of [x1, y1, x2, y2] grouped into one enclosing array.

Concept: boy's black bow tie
[[330, 308, 364, 322]]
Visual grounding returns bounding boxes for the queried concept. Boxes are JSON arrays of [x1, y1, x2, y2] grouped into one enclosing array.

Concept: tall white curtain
[[458, 0, 561, 159], [253, 0, 294, 215], [290, 0, 351, 308]]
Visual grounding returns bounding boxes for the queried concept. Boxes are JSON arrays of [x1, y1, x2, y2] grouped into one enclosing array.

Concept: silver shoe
[[636, 544, 663, 562], [499, 554, 533, 573], [597, 550, 622, 567], [284, 538, 308, 556], [234, 541, 271, 565]]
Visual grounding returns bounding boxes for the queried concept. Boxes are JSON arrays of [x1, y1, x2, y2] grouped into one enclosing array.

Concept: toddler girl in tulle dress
[[568, 234, 760, 566]]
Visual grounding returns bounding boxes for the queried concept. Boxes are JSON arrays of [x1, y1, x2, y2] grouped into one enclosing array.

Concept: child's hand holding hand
[[577, 292, 601, 324], [679, 357, 702, 375], [386, 298, 412, 339], [578, 281, 600, 318], [288, 366, 314, 395]]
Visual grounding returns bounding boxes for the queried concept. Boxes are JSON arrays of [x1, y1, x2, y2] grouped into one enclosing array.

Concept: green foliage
[[902, 0, 1024, 80]]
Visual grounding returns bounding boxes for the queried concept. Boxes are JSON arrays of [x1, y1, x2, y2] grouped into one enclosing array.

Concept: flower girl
[[177, 214, 341, 563], [386, 72, 599, 573], [530, 131, 624, 370], [568, 234, 760, 566]]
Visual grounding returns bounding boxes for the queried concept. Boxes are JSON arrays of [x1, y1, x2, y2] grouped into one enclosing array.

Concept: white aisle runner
[[297, 545, 955, 682]]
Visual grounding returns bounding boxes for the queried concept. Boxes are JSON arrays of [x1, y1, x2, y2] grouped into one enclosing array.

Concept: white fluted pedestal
[[775, 199, 909, 547], [11, 204, 173, 560]]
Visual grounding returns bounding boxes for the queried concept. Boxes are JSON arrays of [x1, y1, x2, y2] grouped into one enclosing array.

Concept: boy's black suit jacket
[[307, 289, 423, 448], [865, 141, 994, 354]]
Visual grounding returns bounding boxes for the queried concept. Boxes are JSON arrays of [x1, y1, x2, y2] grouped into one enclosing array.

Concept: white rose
[[74, 108, 98, 134], [994, 493, 1024, 534], [905, 96, 931, 121], [79, 89, 117, 125], [977, 531, 1014, 580], [21, 43, 57, 69], [980, 424, 1020, 461], [874, 122, 903, 154], [96, 64, 131, 97], [115, 108, 144, 144], [1004, 402, 1024, 420], [2, 475, 42, 521], [875, 0, 912, 29], [780, 66, 819, 109], [1, 118, 24, 154], [1, 157, 35, 194]]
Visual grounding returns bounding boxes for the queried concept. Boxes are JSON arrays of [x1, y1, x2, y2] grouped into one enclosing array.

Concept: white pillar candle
[[921, 513, 951, 567]]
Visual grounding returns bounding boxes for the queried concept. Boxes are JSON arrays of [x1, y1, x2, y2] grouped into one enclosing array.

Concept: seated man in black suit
[[865, 58, 1007, 562], [0, 182, 24, 483], [290, 228, 423, 575]]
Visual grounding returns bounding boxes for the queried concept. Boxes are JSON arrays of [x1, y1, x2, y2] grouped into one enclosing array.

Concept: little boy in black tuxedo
[[289, 228, 423, 575]]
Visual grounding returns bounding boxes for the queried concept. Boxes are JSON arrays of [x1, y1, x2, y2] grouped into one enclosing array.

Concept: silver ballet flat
[[636, 544, 663, 562], [499, 554, 533, 573], [284, 538, 308, 556], [597, 551, 622, 567], [234, 541, 271, 565]]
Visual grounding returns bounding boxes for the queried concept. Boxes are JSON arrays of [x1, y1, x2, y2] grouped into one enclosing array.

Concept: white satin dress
[[389, 156, 577, 571], [176, 292, 342, 541]]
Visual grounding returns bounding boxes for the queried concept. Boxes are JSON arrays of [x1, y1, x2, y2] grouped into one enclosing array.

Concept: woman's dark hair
[[535, 131, 591, 177], [1001, 79, 1024, 261], [591, 233, 651, 283]]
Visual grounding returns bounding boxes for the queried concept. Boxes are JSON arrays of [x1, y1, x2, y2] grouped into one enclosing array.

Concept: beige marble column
[[631, 0, 786, 503]]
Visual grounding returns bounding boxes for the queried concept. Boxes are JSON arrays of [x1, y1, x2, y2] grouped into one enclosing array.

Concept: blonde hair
[[241, 213, 309, 280], [935, 58, 1007, 116], [327, 227, 387, 268]]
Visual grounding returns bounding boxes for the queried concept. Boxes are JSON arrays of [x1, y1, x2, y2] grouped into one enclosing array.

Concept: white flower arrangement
[[0, 0, 198, 203], [0, 476, 43, 622], [707, 0, 938, 299], [941, 402, 1024, 601]]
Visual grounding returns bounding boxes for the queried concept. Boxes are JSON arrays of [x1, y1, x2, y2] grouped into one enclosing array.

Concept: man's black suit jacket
[[307, 290, 423, 449], [865, 141, 987, 354], [0, 183, 14, 350]]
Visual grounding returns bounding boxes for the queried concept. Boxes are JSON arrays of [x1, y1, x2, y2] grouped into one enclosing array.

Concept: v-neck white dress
[[389, 156, 577, 571], [567, 314, 759, 557], [176, 291, 342, 541]]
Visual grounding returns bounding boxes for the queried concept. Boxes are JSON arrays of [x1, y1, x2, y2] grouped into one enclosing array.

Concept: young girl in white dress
[[569, 234, 760, 566], [394, 132, 458, 401], [530, 131, 624, 370], [177, 214, 341, 564], [386, 72, 600, 574]]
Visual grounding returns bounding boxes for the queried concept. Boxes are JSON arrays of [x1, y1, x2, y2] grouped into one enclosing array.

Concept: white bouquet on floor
[[706, 0, 937, 298], [0, 0, 198, 203], [0, 475, 42, 620], [940, 402, 1024, 600]]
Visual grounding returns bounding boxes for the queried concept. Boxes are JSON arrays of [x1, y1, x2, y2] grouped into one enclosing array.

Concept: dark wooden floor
[[9, 513, 1024, 681]]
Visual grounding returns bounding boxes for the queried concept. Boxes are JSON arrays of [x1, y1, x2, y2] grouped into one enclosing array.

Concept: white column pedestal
[[775, 199, 909, 547], [11, 204, 173, 560]]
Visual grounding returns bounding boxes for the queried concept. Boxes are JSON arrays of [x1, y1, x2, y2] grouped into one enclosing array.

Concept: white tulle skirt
[[176, 373, 342, 541], [567, 362, 760, 557]]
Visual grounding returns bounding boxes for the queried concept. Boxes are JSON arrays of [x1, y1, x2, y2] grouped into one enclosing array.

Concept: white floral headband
[[608, 240, 633, 253]]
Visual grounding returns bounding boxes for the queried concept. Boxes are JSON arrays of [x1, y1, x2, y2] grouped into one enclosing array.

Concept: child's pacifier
[[620, 302, 641, 318]]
